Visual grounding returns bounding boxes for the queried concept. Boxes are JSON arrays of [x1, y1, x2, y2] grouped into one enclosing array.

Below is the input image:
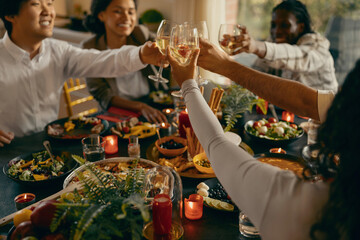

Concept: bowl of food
[[244, 118, 304, 146], [193, 152, 214, 174], [155, 136, 187, 157]]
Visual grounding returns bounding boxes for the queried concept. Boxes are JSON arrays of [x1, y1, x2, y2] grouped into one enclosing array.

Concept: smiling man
[[232, 0, 338, 92], [0, 0, 164, 147]]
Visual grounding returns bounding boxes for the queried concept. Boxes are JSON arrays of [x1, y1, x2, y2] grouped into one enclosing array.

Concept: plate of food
[[196, 179, 236, 212], [244, 117, 304, 146], [3, 150, 78, 186], [149, 90, 173, 106], [255, 152, 308, 179], [110, 117, 156, 139], [46, 116, 109, 140]]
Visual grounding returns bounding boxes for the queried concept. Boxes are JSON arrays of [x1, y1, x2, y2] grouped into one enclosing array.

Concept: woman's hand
[[0, 130, 14, 147], [139, 103, 167, 124], [166, 46, 200, 88], [140, 41, 169, 67], [197, 38, 232, 74]]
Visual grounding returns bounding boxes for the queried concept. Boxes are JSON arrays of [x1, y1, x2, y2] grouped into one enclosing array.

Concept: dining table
[[0, 106, 308, 240]]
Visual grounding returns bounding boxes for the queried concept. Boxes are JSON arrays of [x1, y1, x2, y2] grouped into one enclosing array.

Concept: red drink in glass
[[152, 194, 172, 235]]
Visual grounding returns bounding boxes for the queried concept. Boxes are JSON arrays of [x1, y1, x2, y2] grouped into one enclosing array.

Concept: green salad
[[246, 117, 303, 140], [7, 151, 69, 181]]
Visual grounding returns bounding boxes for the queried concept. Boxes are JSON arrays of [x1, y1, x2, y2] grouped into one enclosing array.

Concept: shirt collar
[[3, 31, 45, 63]]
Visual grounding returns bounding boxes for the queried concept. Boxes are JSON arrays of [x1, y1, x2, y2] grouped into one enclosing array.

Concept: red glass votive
[[178, 110, 192, 138], [269, 148, 287, 154], [14, 193, 36, 210], [281, 111, 295, 122], [184, 194, 203, 220], [152, 194, 172, 235], [104, 135, 118, 154]]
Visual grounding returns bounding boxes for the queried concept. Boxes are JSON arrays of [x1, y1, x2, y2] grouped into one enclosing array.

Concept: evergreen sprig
[[221, 84, 266, 132]]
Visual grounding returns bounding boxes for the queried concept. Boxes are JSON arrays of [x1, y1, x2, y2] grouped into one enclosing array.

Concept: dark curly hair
[[0, 0, 28, 35], [309, 59, 360, 239], [83, 0, 137, 36], [273, 0, 313, 36]]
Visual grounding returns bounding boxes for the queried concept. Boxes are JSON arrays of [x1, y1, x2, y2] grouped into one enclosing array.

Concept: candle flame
[[277, 148, 282, 153], [185, 108, 188, 113], [166, 109, 171, 114], [161, 122, 166, 128], [110, 139, 114, 145]]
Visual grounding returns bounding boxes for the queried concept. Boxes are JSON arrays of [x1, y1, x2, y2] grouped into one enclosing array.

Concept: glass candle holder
[[14, 193, 36, 210], [159, 122, 171, 137], [281, 111, 295, 122], [104, 135, 118, 155], [269, 148, 286, 154], [152, 194, 172, 235], [184, 194, 203, 220]]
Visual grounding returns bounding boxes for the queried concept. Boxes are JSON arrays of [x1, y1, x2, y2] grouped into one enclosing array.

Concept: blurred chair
[[63, 78, 98, 117]]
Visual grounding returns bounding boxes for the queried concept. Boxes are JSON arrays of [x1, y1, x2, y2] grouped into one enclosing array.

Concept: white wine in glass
[[218, 24, 241, 55], [148, 20, 175, 83], [170, 24, 200, 97]]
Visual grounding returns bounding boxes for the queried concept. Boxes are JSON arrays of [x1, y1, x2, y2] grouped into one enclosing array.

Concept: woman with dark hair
[[166, 42, 360, 239], [83, 0, 167, 123], [232, 0, 338, 92]]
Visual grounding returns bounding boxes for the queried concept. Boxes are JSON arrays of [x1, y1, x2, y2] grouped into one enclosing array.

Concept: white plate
[[224, 131, 242, 146]]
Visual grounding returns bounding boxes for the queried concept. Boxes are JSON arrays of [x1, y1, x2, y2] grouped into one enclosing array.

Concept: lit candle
[[281, 111, 295, 122], [269, 148, 287, 154], [162, 108, 174, 116], [104, 135, 118, 154], [159, 122, 171, 137], [178, 109, 192, 138], [152, 194, 172, 235], [184, 194, 203, 220], [14, 193, 36, 210]]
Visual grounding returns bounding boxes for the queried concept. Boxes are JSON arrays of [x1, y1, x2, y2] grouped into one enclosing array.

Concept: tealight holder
[[282, 111, 295, 122], [14, 193, 36, 210], [104, 135, 118, 155], [184, 194, 203, 220], [159, 122, 171, 137], [269, 148, 287, 154]]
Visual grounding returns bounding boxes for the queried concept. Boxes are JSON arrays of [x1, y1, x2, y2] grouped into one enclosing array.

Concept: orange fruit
[[13, 208, 33, 227]]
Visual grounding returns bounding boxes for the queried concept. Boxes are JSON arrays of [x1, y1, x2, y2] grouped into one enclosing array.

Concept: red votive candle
[[178, 109, 192, 138], [281, 111, 295, 122], [104, 135, 118, 154], [14, 193, 36, 210], [184, 194, 203, 220], [152, 194, 172, 235]]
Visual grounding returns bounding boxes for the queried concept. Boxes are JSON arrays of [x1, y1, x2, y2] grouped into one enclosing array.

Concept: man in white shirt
[[0, 0, 164, 147]]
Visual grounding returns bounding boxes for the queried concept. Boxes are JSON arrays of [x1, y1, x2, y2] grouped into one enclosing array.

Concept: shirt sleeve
[[86, 77, 114, 110], [60, 42, 147, 79], [181, 80, 329, 239], [263, 33, 331, 73], [317, 90, 335, 122]]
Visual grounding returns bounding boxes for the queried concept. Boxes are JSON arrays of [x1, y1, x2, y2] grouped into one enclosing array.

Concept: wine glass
[[218, 24, 241, 55], [185, 21, 209, 86], [148, 20, 175, 83], [170, 24, 200, 97]]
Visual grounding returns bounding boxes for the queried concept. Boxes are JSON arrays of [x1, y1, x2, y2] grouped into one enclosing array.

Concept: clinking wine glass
[[170, 24, 200, 97], [148, 20, 175, 83], [218, 23, 242, 55], [185, 21, 210, 86]]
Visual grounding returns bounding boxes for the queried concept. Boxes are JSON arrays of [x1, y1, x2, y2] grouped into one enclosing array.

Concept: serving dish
[[244, 119, 304, 146], [155, 136, 187, 157], [193, 152, 214, 174], [46, 117, 109, 140], [3, 150, 77, 186]]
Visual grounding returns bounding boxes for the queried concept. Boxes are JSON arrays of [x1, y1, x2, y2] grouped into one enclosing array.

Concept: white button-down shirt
[[0, 32, 146, 137]]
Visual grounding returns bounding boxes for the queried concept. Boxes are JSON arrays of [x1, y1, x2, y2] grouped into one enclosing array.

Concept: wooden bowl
[[155, 136, 187, 157], [193, 152, 214, 174]]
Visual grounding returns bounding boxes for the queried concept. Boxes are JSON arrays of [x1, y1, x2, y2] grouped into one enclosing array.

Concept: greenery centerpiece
[[50, 156, 150, 240], [221, 84, 266, 132]]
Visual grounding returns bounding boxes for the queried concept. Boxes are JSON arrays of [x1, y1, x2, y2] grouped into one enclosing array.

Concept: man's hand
[[140, 103, 168, 124], [166, 46, 199, 88], [0, 130, 14, 147], [140, 41, 169, 67]]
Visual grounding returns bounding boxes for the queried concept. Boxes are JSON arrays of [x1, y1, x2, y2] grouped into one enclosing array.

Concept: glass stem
[[158, 59, 165, 78]]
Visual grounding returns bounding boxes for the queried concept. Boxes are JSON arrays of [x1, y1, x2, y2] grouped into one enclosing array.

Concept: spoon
[[43, 140, 55, 163]]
